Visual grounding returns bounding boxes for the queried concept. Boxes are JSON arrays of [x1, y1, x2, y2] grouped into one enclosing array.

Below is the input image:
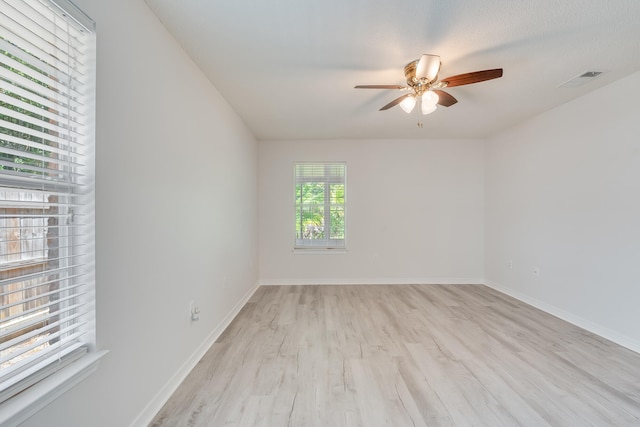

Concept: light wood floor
[[150, 285, 640, 426]]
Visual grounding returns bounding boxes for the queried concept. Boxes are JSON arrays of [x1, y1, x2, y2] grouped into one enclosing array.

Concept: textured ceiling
[[145, 0, 640, 140]]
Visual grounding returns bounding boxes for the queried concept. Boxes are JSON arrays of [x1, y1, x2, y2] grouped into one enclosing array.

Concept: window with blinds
[[294, 162, 346, 249], [0, 0, 95, 404]]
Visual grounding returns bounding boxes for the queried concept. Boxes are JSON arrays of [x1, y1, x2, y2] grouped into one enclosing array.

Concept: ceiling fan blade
[[440, 68, 503, 87], [415, 54, 441, 81], [433, 90, 457, 107], [355, 85, 406, 89], [380, 94, 412, 111]]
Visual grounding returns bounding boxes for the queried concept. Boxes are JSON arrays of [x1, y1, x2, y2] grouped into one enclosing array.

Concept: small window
[[294, 162, 346, 249]]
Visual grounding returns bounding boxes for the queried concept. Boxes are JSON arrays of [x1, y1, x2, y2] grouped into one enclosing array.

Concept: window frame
[[0, 1, 105, 424], [294, 162, 346, 251]]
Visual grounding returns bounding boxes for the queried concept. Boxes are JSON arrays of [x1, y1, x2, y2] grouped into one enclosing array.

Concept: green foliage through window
[[1, 41, 57, 175], [294, 163, 346, 248]]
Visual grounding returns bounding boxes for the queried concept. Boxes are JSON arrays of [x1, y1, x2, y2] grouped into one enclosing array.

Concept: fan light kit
[[355, 54, 503, 115]]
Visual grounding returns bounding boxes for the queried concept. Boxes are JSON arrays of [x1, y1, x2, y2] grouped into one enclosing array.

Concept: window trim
[[0, 350, 107, 427]]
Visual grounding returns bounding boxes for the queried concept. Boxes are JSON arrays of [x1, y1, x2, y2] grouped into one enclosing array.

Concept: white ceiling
[[145, 0, 640, 140]]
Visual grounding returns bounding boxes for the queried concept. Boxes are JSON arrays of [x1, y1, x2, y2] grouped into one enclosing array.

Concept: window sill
[[0, 350, 108, 427], [293, 248, 348, 254]]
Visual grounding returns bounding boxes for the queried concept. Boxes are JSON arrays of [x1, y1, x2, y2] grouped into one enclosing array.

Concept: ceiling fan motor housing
[[404, 56, 443, 95], [404, 61, 423, 94]]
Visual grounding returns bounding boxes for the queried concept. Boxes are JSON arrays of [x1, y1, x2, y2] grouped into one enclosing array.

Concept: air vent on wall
[[558, 71, 606, 88]]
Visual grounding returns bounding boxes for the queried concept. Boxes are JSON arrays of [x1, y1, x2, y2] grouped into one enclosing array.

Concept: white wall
[[485, 71, 640, 350], [259, 139, 485, 285], [21, 0, 259, 426]]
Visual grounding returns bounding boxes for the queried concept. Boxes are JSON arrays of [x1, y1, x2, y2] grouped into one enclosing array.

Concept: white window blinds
[[294, 162, 346, 249], [0, 0, 95, 403]]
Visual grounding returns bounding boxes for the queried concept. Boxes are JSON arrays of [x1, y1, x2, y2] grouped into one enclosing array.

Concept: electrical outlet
[[189, 301, 200, 321], [508, 260, 513, 269]]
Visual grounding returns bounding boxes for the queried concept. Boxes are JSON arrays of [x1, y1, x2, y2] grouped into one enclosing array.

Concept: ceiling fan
[[355, 54, 503, 115]]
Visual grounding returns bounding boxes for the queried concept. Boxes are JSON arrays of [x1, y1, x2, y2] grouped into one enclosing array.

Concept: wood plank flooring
[[150, 285, 640, 426]]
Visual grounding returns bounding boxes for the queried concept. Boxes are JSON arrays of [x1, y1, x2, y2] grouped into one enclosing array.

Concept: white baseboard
[[259, 277, 485, 286], [484, 280, 640, 354], [130, 283, 259, 427]]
